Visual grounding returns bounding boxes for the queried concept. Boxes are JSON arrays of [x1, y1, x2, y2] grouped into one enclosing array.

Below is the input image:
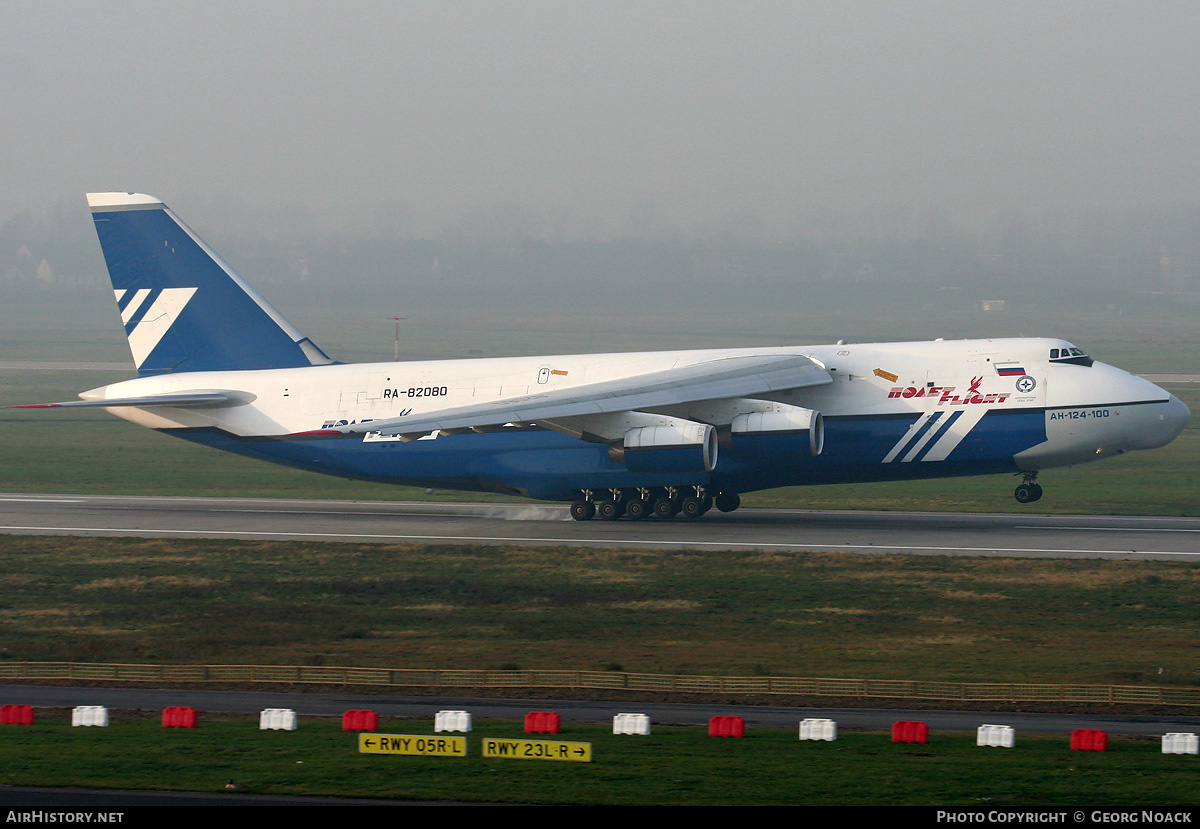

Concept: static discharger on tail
[[12, 193, 1191, 520]]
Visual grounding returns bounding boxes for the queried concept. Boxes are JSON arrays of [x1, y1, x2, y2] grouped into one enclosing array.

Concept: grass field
[[0, 716, 1194, 806], [1, 535, 1197, 686]]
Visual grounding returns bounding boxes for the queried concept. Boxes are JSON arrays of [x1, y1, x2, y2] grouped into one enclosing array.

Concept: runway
[[0, 493, 1197, 560]]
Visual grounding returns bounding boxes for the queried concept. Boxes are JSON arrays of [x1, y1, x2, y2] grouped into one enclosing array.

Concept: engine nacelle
[[609, 421, 718, 474], [731, 406, 824, 456]]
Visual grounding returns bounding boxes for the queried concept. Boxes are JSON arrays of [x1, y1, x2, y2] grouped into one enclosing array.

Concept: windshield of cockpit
[[1049, 345, 1094, 367]]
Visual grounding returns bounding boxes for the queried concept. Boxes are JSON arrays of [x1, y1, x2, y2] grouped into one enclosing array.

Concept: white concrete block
[[799, 718, 837, 741], [435, 710, 473, 732], [71, 706, 108, 727], [1162, 733, 1199, 755], [259, 708, 297, 730], [977, 724, 1015, 747], [613, 713, 651, 735]]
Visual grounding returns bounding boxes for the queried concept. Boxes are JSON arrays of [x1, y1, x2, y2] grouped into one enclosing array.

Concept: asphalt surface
[[4, 684, 1199, 737], [0, 493, 1197, 560]]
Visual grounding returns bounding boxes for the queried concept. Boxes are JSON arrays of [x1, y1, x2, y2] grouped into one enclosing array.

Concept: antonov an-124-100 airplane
[[18, 192, 1190, 520]]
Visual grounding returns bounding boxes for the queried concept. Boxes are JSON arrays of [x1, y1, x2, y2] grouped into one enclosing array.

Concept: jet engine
[[731, 405, 824, 456], [608, 421, 718, 474]]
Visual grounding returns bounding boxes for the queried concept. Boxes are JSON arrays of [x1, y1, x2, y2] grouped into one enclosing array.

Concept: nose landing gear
[[1014, 472, 1043, 504]]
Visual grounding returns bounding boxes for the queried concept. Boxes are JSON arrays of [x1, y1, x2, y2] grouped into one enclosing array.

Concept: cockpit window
[[1050, 346, 1094, 367]]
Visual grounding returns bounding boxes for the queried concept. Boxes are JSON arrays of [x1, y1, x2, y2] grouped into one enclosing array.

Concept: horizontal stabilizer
[[10, 392, 248, 410]]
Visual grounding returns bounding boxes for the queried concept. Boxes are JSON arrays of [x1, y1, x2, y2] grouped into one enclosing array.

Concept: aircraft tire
[[570, 500, 596, 521], [625, 499, 650, 520], [1014, 484, 1040, 504], [680, 496, 707, 520], [597, 499, 625, 520], [652, 497, 678, 519], [715, 492, 741, 512]]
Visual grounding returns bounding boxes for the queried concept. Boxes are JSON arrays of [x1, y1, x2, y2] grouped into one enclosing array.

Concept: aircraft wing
[[321, 353, 831, 439]]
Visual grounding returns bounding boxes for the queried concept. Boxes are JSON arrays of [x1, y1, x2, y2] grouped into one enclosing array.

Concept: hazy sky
[[4, 1, 1200, 239]]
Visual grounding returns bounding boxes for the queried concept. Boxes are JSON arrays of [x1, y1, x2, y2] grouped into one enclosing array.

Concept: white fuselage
[[85, 336, 1187, 480]]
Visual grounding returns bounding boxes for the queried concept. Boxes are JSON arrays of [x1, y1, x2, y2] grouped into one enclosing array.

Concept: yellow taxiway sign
[[482, 737, 592, 762], [358, 733, 467, 757]]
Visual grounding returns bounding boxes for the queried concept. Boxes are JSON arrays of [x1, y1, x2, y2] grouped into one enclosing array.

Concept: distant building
[[981, 299, 1007, 312]]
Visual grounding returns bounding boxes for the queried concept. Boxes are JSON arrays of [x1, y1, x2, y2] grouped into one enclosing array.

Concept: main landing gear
[[570, 486, 740, 521], [1014, 471, 1043, 504]]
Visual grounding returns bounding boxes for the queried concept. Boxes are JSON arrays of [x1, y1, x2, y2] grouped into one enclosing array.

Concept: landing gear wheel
[[714, 492, 741, 513], [597, 499, 625, 520], [625, 498, 650, 520], [680, 496, 708, 520], [1014, 483, 1043, 504], [570, 500, 596, 521], [652, 497, 680, 519]]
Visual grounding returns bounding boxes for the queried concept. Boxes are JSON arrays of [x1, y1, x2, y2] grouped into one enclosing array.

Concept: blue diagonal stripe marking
[[912, 410, 964, 462], [892, 412, 943, 461]]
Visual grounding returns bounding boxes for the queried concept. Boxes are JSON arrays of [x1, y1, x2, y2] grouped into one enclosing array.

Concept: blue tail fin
[[87, 192, 333, 375]]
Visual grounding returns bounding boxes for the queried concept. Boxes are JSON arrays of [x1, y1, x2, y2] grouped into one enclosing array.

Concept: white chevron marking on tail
[[126, 287, 197, 368], [119, 288, 151, 323]]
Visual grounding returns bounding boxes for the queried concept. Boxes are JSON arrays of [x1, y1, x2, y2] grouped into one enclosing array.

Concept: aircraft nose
[[1161, 394, 1191, 443], [1106, 381, 1190, 452], [1132, 392, 1191, 450]]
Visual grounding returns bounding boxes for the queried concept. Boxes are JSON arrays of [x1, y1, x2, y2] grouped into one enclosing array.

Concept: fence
[[0, 662, 1196, 706]]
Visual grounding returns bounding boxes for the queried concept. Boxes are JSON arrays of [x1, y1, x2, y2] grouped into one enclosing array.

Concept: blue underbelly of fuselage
[[171, 408, 1048, 501]]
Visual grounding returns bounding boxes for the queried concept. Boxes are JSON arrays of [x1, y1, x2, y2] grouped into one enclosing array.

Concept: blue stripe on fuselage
[[910, 410, 963, 462], [168, 407, 1048, 501], [892, 411, 944, 461]]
